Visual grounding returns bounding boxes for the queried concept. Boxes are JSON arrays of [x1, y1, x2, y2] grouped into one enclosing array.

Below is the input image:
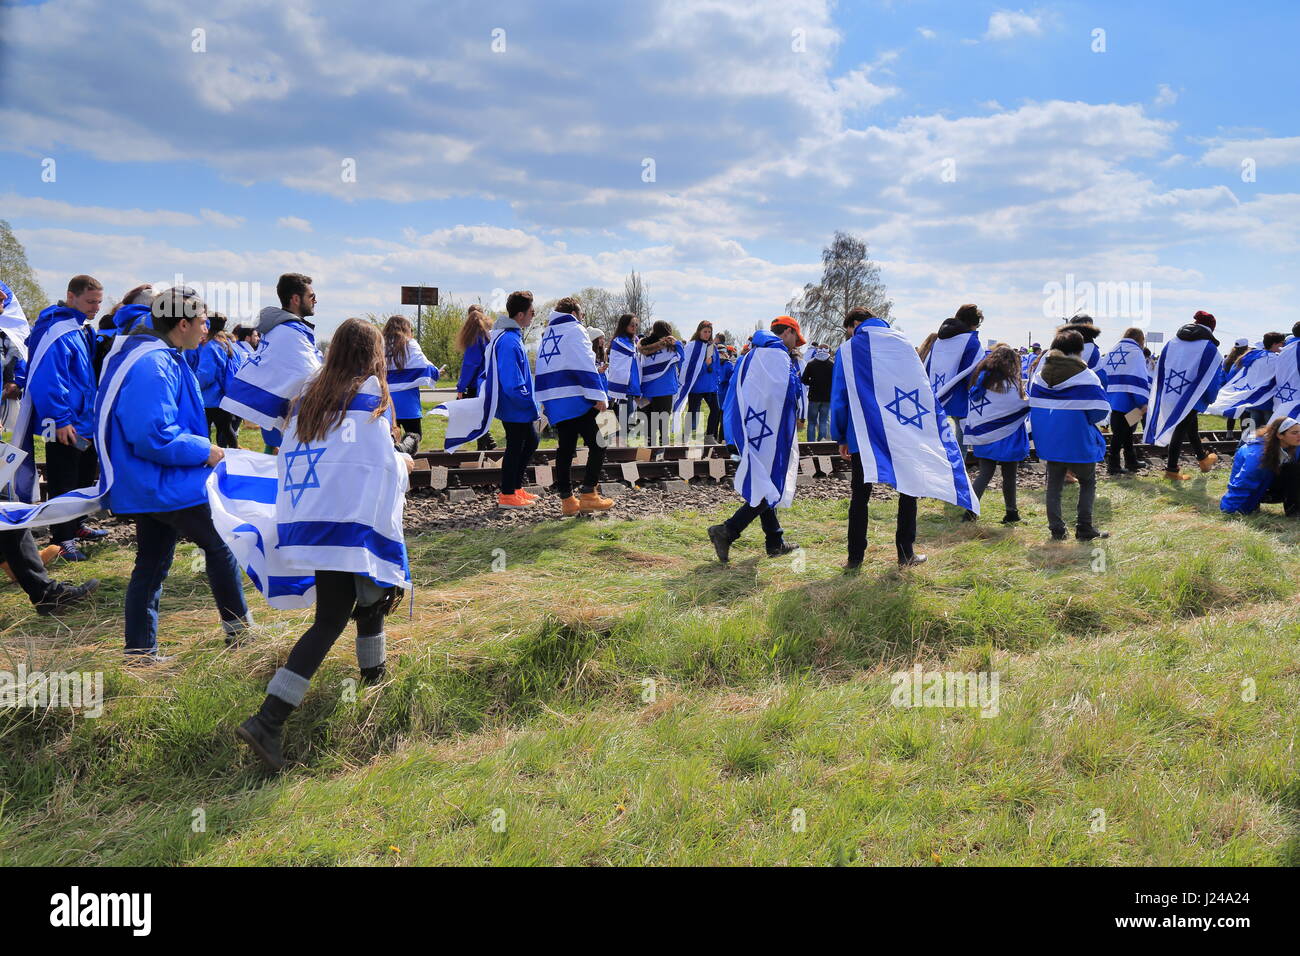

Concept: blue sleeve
[[118, 361, 212, 466], [457, 340, 485, 392], [830, 355, 848, 443], [1086, 406, 1108, 426], [28, 334, 76, 428], [195, 343, 223, 391], [12, 357, 27, 388]]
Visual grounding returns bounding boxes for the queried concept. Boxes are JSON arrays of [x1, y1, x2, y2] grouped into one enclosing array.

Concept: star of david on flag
[[1277, 383, 1297, 404], [281, 441, 325, 506], [744, 407, 774, 450], [538, 327, 564, 364], [968, 391, 992, 416], [1105, 349, 1128, 372], [885, 386, 929, 429], [1164, 368, 1191, 395]]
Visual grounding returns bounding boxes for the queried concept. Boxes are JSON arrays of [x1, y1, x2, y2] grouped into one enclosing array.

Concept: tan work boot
[[578, 491, 614, 512], [1198, 452, 1218, 472], [1164, 470, 1191, 481], [561, 495, 581, 517]]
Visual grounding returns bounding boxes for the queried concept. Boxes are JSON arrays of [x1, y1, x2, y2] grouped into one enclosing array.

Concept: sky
[[0, 0, 1296, 349]]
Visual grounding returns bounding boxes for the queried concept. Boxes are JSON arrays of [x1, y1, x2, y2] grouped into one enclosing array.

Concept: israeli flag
[[5, 315, 86, 503], [1143, 337, 1222, 446], [1272, 340, 1300, 421], [432, 329, 506, 450], [841, 324, 977, 512], [925, 331, 981, 404], [533, 312, 607, 407], [1207, 349, 1276, 418], [1101, 339, 1151, 403], [220, 320, 321, 430], [1, 332, 166, 528], [606, 335, 641, 399], [672, 339, 714, 414], [728, 343, 800, 509], [639, 341, 680, 387], [0, 281, 28, 356], [965, 379, 1029, 446], [1027, 363, 1110, 413], [386, 339, 440, 391], [209, 377, 410, 610]]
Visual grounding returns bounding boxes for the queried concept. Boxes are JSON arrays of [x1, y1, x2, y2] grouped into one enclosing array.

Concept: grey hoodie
[[256, 305, 314, 335]]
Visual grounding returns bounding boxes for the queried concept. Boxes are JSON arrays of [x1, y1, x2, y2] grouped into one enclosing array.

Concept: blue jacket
[[195, 339, 239, 408], [1028, 354, 1108, 464], [100, 335, 213, 515], [640, 341, 685, 399], [457, 335, 488, 393], [968, 372, 1030, 463], [113, 303, 153, 334], [28, 305, 97, 436], [689, 344, 719, 395], [830, 317, 894, 454], [493, 328, 538, 423], [1220, 437, 1296, 514]]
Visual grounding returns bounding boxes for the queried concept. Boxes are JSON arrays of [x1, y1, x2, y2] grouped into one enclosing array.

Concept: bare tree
[[617, 271, 653, 326], [574, 286, 618, 338], [787, 231, 892, 346]]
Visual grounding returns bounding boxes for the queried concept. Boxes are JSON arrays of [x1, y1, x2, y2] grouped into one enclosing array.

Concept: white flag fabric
[[533, 311, 607, 407], [432, 329, 505, 450], [1101, 338, 1151, 403], [841, 323, 977, 512], [925, 331, 981, 405], [5, 315, 86, 503], [0, 332, 165, 529], [1143, 337, 1222, 446], [672, 339, 714, 414], [964, 379, 1029, 446], [606, 335, 641, 399], [208, 377, 410, 610], [1271, 340, 1300, 421], [1027, 362, 1110, 413], [386, 339, 439, 392], [728, 342, 800, 509], [220, 318, 321, 430], [639, 341, 680, 388], [1207, 349, 1276, 418], [0, 281, 28, 358]]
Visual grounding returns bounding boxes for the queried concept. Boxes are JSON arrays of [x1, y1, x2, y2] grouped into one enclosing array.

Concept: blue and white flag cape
[[639, 341, 680, 387], [965, 378, 1029, 447], [1271, 340, 1300, 421], [606, 335, 641, 399], [1, 332, 166, 528], [1027, 360, 1110, 414], [728, 340, 800, 509], [0, 281, 28, 358], [841, 324, 977, 512], [1207, 349, 1277, 418], [386, 339, 439, 392], [925, 331, 981, 405], [220, 319, 321, 430], [533, 311, 607, 408], [672, 339, 715, 414], [1081, 341, 1100, 370], [432, 329, 504, 450], [1143, 337, 1222, 446], [208, 377, 410, 610], [1101, 338, 1151, 403]]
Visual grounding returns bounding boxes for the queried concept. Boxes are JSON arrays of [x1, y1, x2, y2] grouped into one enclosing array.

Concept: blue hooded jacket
[[457, 335, 488, 393], [1028, 352, 1108, 464], [113, 303, 153, 335], [195, 339, 239, 408], [493, 326, 539, 423], [98, 332, 213, 515], [1220, 436, 1298, 514], [27, 305, 96, 437]]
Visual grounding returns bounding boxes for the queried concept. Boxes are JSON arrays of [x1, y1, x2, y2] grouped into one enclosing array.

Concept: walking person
[[1209, 332, 1285, 437], [801, 344, 833, 441], [677, 321, 720, 442], [1102, 328, 1151, 475], [961, 345, 1029, 524], [234, 318, 413, 770], [196, 313, 243, 448], [382, 314, 441, 446], [1145, 311, 1227, 480], [453, 304, 498, 450], [924, 304, 983, 455]]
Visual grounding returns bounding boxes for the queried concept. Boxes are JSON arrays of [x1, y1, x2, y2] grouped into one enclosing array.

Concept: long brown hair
[[1256, 416, 1300, 473], [383, 314, 413, 368], [917, 332, 938, 361], [691, 320, 713, 342], [969, 344, 1024, 397], [292, 318, 391, 443], [455, 304, 492, 353]]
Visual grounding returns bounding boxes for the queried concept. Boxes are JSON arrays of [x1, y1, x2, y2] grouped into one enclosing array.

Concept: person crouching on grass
[[1220, 416, 1300, 516], [237, 318, 414, 771]]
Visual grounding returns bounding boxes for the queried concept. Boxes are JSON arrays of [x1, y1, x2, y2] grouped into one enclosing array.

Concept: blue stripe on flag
[[276, 520, 408, 572]]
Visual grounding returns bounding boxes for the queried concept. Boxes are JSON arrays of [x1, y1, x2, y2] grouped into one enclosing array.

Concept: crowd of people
[[3, 271, 1298, 768]]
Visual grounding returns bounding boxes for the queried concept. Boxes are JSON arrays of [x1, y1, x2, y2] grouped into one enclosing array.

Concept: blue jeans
[[125, 503, 248, 653], [807, 401, 831, 441]]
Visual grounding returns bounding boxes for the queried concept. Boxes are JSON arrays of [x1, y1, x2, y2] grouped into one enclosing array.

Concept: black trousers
[[972, 458, 1018, 512], [283, 569, 387, 683], [722, 500, 784, 549], [1107, 411, 1139, 471], [500, 420, 538, 494], [686, 391, 720, 440], [45, 440, 98, 541], [1262, 459, 1300, 515], [206, 407, 240, 448], [554, 406, 606, 498], [849, 452, 917, 563], [645, 394, 673, 446], [397, 417, 423, 439], [1166, 411, 1207, 471], [0, 528, 54, 604]]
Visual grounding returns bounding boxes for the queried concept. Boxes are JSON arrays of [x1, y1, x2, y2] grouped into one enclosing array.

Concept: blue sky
[[1, 0, 1296, 348]]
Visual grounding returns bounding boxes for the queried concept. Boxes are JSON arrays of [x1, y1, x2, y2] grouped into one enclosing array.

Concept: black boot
[[360, 663, 387, 685], [237, 695, 293, 771], [962, 509, 978, 522], [708, 524, 733, 563], [1001, 510, 1021, 524], [35, 578, 99, 617], [766, 539, 798, 558], [1076, 526, 1110, 541]]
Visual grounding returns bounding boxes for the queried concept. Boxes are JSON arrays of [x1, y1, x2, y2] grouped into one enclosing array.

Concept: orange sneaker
[[1198, 452, 1219, 473], [497, 491, 535, 509], [561, 495, 581, 517], [518, 489, 541, 502], [578, 491, 614, 512]]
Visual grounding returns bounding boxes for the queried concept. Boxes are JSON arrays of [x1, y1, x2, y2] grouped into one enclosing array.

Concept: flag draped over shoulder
[[964, 379, 1029, 447], [5, 315, 87, 503], [386, 339, 439, 391], [209, 377, 409, 610], [639, 341, 679, 387], [1271, 340, 1300, 421], [672, 339, 713, 413], [925, 331, 981, 405], [0, 281, 28, 356], [841, 325, 977, 512], [606, 335, 640, 399], [432, 329, 504, 450], [1027, 362, 1110, 413], [1143, 337, 1222, 446], [1207, 349, 1277, 418], [727, 342, 799, 509], [1, 333, 165, 529], [220, 321, 320, 430], [533, 312, 607, 407], [1101, 339, 1151, 403]]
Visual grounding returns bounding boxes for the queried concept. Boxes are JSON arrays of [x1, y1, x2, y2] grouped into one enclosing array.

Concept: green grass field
[[4, 436, 1300, 865]]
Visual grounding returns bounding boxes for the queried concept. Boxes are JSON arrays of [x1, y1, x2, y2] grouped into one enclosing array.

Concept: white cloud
[[201, 209, 245, 228], [1200, 136, 1300, 169], [917, 27, 936, 40], [1154, 83, 1179, 107], [277, 216, 313, 233], [0, 194, 200, 227], [984, 10, 1043, 41]]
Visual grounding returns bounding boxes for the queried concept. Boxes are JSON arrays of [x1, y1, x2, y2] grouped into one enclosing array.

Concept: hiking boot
[[57, 541, 88, 562], [236, 715, 287, 771], [766, 540, 798, 558], [497, 491, 535, 509], [708, 524, 733, 563], [1076, 526, 1110, 541], [1049, 528, 1069, 541], [35, 578, 99, 616], [560, 495, 581, 516], [1001, 510, 1021, 524], [578, 491, 614, 512], [898, 553, 928, 568], [962, 509, 978, 522], [360, 663, 387, 686], [1164, 470, 1191, 481], [1198, 452, 1219, 473]]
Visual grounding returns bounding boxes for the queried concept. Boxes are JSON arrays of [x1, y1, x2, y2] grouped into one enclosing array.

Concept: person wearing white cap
[[1220, 416, 1300, 515]]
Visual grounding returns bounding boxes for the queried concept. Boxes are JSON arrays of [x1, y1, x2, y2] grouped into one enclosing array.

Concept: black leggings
[[971, 458, 1018, 512], [848, 453, 918, 563], [1107, 411, 1138, 471], [284, 570, 386, 682], [398, 417, 423, 438], [686, 391, 720, 439], [1166, 411, 1207, 471], [501, 420, 539, 494], [645, 395, 673, 446], [554, 406, 606, 497], [206, 407, 241, 448]]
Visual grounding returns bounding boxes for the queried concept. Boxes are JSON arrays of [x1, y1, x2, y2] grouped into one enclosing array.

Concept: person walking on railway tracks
[[228, 318, 412, 771], [1210, 332, 1284, 437], [1028, 329, 1111, 541], [962, 345, 1029, 523], [195, 313, 243, 449], [1102, 327, 1150, 475], [1145, 310, 1227, 481], [454, 305, 497, 451], [605, 312, 642, 446], [801, 344, 833, 442], [707, 316, 804, 563], [677, 320, 721, 443], [831, 308, 976, 569], [536, 297, 614, 516], [382, 314, 442, 446]]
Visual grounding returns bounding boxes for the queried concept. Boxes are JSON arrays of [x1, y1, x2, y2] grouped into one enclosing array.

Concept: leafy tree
[[787, 231, 892, 346], [0, 219, 49, 318]]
